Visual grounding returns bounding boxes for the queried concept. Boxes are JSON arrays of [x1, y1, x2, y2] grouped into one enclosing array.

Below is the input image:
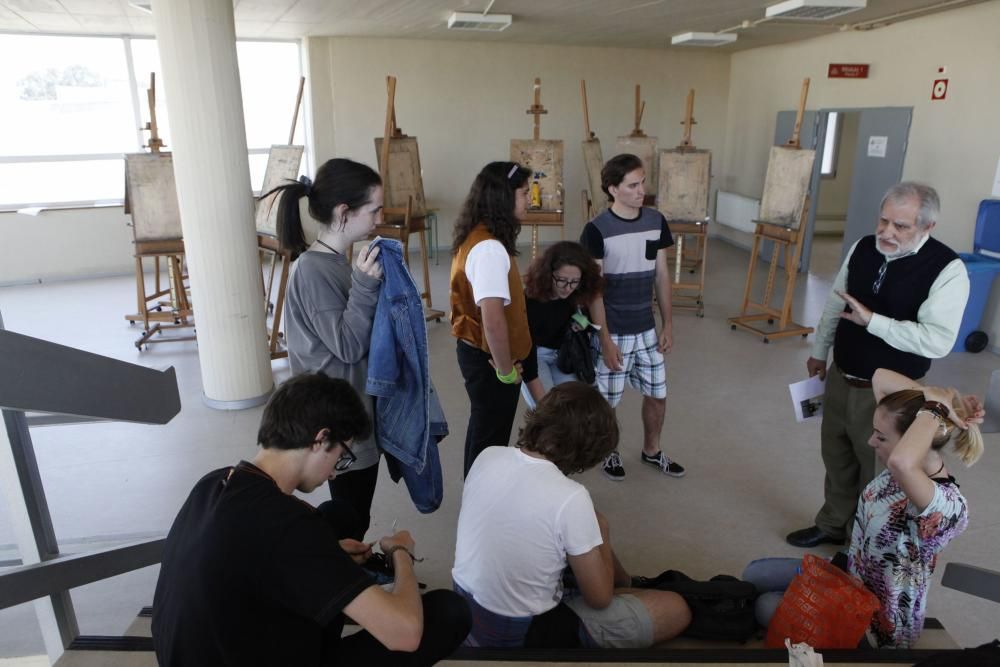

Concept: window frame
[[0, 32, 304, 212]]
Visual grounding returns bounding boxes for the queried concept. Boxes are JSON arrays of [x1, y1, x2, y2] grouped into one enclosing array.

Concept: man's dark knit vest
[[833, 235, 957, 381]]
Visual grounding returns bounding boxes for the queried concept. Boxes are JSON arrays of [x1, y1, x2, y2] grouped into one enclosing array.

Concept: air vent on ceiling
[[447, 11, 513, 31], [765, 0, 867, 20], [671, 32, 738, 47]]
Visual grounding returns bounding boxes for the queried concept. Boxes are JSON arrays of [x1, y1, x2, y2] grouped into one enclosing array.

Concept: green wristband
[[496, 367, 518, 384]]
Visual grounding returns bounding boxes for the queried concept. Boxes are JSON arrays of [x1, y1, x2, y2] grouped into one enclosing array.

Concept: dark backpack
[[556, 328, 596, 384], [632, 569, 759, 642]]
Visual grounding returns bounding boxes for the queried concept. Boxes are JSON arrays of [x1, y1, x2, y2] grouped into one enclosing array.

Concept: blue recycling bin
[[954, 200, 1000, 352]]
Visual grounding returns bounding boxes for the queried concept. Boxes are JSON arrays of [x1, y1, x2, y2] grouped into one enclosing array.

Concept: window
[[821, 112, 841, 177], [0, 35, 303, 209]]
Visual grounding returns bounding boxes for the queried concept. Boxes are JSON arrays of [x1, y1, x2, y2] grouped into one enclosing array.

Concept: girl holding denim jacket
[[268, 158, 384, 540]]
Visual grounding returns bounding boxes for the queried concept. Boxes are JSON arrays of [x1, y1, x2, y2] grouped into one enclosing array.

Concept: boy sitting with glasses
[[152, 372, 470, 666]]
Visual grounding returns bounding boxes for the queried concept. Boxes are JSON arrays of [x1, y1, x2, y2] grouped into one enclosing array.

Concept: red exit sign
[[828, 63, 870, 78]]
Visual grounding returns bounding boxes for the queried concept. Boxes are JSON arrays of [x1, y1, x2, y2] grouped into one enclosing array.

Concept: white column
[[151, 0, 272, 408]]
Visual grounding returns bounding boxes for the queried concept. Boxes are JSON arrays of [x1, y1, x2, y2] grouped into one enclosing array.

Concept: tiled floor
[[2, 237, 998, 661]]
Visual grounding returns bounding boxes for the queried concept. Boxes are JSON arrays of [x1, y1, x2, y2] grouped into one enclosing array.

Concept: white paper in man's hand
[[789, 375, 825, 423]]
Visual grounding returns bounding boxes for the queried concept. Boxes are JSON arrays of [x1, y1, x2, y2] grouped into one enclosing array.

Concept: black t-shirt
[[152, 461, 374, 666], [521, 296, 576, 382]]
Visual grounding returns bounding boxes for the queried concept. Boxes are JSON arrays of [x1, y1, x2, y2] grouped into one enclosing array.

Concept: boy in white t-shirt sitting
[[452, 382, 691, 648]]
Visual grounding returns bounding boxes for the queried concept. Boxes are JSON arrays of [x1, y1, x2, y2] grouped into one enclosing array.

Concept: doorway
[[772, 106, 912, 277], [810, 111, 860, 279]]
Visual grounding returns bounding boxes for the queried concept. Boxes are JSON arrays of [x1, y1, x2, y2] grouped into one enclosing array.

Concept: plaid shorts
[[594, 328, 666, 407]]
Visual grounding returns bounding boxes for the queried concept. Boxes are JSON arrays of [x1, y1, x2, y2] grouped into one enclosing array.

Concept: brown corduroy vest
[[449, 225, 531, 361]]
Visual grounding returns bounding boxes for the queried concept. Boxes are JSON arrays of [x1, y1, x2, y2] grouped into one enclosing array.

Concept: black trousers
[[456, 341, 521, 477], [334, 589, 471, 666], [325, 461, 380, 541]]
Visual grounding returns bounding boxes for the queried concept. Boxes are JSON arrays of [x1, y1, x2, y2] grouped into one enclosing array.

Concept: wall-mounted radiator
[[715, 191, 760, 234]]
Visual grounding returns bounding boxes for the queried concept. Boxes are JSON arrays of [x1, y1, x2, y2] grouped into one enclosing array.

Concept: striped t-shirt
[[580, 207, 673, 334]]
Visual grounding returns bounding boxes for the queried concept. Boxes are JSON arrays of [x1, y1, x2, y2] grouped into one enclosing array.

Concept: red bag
[[765, 554, 881, 649]]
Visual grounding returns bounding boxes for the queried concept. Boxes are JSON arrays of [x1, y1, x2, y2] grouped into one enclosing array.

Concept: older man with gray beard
[[786, 182, 970, 548]]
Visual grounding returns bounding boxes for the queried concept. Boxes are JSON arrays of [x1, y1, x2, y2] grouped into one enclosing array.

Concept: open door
[[840, 107, 912, 259]]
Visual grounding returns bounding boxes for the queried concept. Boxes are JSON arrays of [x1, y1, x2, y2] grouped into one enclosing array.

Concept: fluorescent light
[[447, 11, 512, 31], [765, 0, 867, 20], [671, 32, 737, 47], [128, 2, 152, 14]]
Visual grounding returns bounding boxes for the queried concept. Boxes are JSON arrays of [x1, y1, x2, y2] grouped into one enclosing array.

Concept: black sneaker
[[602, 451, 625, 481], [641, 451, 685, 477]]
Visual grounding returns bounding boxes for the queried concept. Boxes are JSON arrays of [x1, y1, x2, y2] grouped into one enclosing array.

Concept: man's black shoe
[[785, 526, 845, 548]]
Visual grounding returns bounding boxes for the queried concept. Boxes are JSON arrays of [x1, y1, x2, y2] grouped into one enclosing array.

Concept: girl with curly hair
[[520, 241, 604, 407], [449, 161, 532, 477]]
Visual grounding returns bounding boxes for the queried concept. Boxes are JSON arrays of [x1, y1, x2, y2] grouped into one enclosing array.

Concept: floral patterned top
[[848, 469, 968, 648]]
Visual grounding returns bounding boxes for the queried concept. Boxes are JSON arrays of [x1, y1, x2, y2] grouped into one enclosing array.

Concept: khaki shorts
[[564, 593, 654, 648]]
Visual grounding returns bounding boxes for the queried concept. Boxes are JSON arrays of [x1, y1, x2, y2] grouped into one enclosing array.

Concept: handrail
[[0, 312, 182, 659], [0, 538, 165, 611], [0, 329, 180, 423]]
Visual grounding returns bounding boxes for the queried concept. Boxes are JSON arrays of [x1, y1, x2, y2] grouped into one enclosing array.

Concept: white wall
[[306, 36, 731, 249], [0, 206, 134, 285], [719, 1, 1000, 340]]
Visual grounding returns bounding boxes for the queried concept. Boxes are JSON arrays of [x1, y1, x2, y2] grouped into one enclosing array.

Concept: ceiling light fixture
[[765, 0, 867, 21], [447, 11, 512, 31], [670, 32, 738, 47], [128, 1, 153, 14]]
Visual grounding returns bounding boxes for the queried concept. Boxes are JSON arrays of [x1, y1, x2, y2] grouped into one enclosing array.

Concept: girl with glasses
[[520, 241, 604, 408]]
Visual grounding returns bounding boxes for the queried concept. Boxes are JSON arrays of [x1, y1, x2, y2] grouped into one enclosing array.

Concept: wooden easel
[[728, 79, 815, 343], [514, 78, 564, 259], [257, 76, 306, 360], [616, 84, 659, 204], [580, 80, 604, 221], [124, 72, 195, 350], [374, 75, 444, 322], [659, 89, 710, 318]]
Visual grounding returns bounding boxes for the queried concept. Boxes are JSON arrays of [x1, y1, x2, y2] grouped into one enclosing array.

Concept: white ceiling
[[0, 0, 990, 51]]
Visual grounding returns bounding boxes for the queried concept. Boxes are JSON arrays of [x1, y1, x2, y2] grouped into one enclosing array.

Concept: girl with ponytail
[[744, 368, 985, 648], [267, 158, 385, 539], [845, 368, 984, 646]]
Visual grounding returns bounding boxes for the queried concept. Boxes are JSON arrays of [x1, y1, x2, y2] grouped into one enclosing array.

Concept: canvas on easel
[[657, 89, 711, 317], [374, 135, 427, 215], [255, 144, 305, 237], [658, 150, 711, 222], [257, 76, 306, 360], [126, 153, 182, 242], [509, 138, 564, 211], [615, 84, 657, 194], [372, 75, 443, 322], [759, 146, 814, 228], [124, 152, 194, 349], [728, 78, 816, 343], [512, 77, 565, 259]]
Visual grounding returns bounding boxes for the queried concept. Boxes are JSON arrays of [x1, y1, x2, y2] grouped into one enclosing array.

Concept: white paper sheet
[[789, 375, 825, 423]]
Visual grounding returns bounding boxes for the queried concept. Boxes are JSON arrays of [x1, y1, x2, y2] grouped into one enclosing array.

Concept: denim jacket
[[366, 238, 448, 513]]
